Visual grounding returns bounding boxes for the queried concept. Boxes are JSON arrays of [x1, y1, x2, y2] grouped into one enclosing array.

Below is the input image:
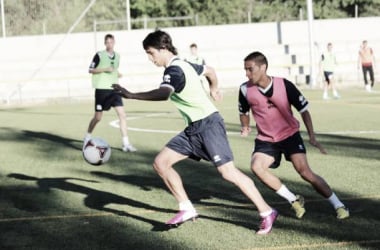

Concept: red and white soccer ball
[[83, 137, 111, 165]]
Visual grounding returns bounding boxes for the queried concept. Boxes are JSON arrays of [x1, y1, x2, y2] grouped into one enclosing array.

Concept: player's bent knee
[[251, 164, 266, 176], [152, 158, 170, 175], [218, 166, 242, 185], [298, 168, 316, 182]]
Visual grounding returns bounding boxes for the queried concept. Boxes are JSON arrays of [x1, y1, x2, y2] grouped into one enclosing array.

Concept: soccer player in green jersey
[[84, 34, 136, 152], [113, 30, 278, 235], [320, 42, 340, 99]]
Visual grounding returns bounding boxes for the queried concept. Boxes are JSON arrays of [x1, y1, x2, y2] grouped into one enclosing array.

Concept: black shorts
[[94, 89, 123, 112], [166, 112, 234, 167], [323, 71, 334, 84], [253, 132, 306, 168]]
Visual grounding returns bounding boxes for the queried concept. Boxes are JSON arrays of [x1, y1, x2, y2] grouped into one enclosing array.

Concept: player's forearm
[[89, 68, 106, 74], [240, 114, 250, 128], [120, 85, 172, 101], [129, 92, 167, 101], [301, 110, 316, 140], [204, 65, 218, 90], [240, 114, 252, 136]]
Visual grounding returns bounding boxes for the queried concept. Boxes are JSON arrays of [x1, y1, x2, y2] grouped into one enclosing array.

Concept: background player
[[358, 40, 376, 92], [84, 34, 136, 152], [186, 43, 206, 65], [238, 51, 349, 220], [320, 42, 340, 99]]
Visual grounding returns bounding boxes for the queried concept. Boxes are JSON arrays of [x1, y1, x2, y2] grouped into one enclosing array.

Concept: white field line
[[110, 113, 380, 136]]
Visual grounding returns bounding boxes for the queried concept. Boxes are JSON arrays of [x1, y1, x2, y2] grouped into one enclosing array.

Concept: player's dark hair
[[142, 30, 178, 55], [190, 43, 197, 48], [244, 51, 268, 69], [104, 34, 114, 42]]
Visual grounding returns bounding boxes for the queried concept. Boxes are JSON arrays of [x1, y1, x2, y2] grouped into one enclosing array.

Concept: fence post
[[93, 19, 97, 51], [1, 0, 5, 38], [276, 21, 282, 44], [144, 16, 148, 29]]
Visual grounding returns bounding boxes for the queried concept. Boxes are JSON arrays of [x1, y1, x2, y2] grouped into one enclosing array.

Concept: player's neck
[[106, 48, 114, 55], [258, 75, 271, 89], [165, 54, 177, 68]]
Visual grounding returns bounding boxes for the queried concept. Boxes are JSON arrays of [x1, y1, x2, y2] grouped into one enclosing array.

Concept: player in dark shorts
[[113, 30, 278, 235], [83, 34, 136, 152], [320, 42, 340, 99], [239, 51, 349, 220]]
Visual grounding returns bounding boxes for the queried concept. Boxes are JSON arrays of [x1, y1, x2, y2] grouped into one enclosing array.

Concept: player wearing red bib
[[239, 51, 349, 220]]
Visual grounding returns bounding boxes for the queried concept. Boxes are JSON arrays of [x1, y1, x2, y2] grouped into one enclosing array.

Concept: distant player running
[[113, 30, 278, 235], [84, 34, 136, 152], [239, 51, 349, 220]]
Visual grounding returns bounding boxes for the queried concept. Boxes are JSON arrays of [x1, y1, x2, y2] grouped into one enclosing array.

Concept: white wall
[[1, 17, 379, 104]]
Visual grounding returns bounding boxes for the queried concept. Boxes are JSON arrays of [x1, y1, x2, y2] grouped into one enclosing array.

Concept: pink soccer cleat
[[256, 209, 278, 235], [166, 210, 198, 226]]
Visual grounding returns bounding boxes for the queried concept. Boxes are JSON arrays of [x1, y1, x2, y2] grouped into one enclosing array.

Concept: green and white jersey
[[186, 55, 206, 65], [161, 57, 217, 125], [321, 52, 336, 72], [89, 50, 120, 89]]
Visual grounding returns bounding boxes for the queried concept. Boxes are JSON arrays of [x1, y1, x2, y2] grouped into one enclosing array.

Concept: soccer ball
[[82, 137, 111, 165]]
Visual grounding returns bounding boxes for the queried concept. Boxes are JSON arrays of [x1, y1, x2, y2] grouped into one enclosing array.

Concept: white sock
[[259, 209, 272, 217], [276, 185, 297, 203], [122, 136, 130, 146], [84, 133, 91, 140], [179, 200, 195, 211], [328, 192, 344, 209]]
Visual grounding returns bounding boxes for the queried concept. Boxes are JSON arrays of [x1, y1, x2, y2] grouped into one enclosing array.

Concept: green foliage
[[2, 0, 380, 36]]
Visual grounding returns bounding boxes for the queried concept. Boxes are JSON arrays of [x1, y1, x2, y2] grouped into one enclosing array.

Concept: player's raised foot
[[256, 209, 278, 235], [122, 144, 137, 152], [336, 206, 349, 219], [291, 195, 306, 219], [166, 210, 198, 227]]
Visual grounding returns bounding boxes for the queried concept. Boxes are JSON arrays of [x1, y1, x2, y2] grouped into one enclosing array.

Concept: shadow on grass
[[315, 132, 380, 160], [0, 127, 82, 151], [7, 173, 171, 231], [223, 123, 380, 161], [92, 154, 380, 249], [1, 128, 380, 249]]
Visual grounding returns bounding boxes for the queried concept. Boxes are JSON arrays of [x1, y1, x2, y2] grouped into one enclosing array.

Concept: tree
[[3, 0, 380, 36]]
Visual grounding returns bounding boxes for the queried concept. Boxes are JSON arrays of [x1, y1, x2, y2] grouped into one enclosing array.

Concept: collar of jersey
[[167, 56, 180, 67]]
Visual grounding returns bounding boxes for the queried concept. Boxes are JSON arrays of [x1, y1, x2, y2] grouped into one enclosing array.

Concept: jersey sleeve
[[238, 83, 250, 115], [284, 79, 309, 113], [161, 65, 186, 93], [89, 53, 100, 70]]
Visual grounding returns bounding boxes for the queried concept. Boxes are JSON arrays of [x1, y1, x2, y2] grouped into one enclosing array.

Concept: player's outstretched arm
[[301, 110, 327, 154], [112, 84, 172, 101]]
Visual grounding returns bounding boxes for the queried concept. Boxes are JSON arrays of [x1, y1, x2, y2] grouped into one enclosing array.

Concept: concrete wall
[[1, 17, 379, 104]]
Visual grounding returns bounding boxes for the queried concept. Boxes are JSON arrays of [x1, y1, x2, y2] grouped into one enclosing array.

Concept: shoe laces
[[259, 216, 270, 229]]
